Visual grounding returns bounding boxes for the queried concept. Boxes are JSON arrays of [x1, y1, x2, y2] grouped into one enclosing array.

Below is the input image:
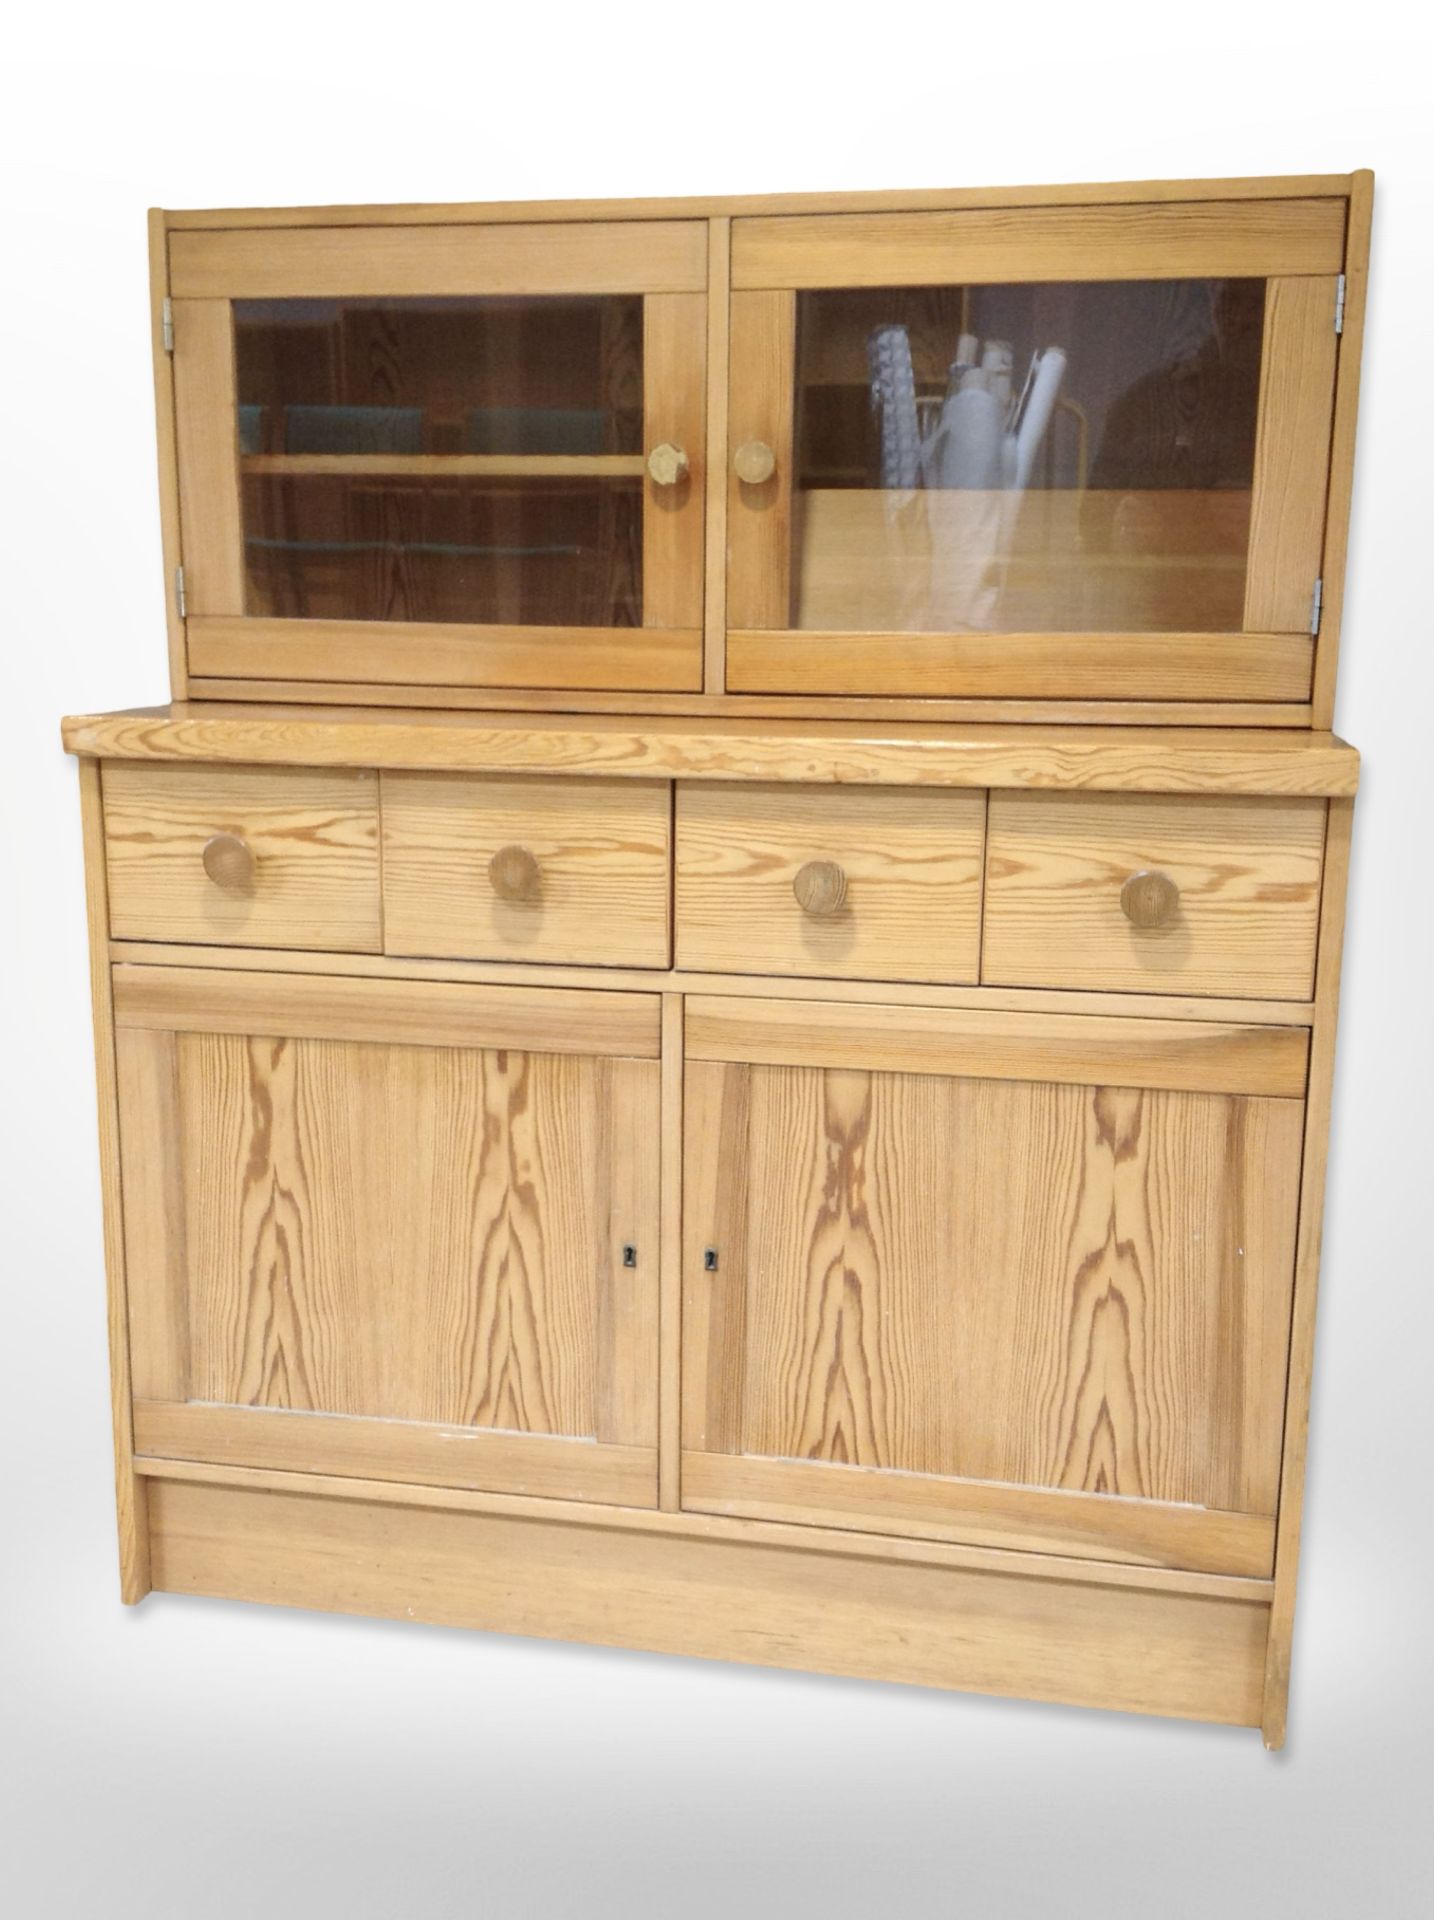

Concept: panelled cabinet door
[[681, 996, 1309, 1577], [168, 222, 708, 695], [115, 967, 662, 1507], [725, 198, 1345, 706]]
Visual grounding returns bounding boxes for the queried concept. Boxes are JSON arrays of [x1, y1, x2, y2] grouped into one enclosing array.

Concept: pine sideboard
[[65, 172, 1371, 1745]]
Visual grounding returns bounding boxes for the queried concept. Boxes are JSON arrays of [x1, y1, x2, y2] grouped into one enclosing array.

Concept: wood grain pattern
[[78, 760, 152, 1602], [148, 211, 187, 698], [136, 1452, 1272, 1599], [1311, 171, 1375, 729], [1243, 279, 1340, 633], [182, 679, 1316, 729], [727, 629, 1314, 702], [381, 772, 671, 969], [793, 488, 1252, 638], [731, 200, 1346, 289], [162, 175, 1356, 229], [121, 1022, 660, 1506], [642, 293, 706, 632], [102, 761, 381, 951], [681, 1453, 1274, 1578], [685, 996, 1309, 1098], [146, 1478, 1270, 1726], [169, 221, 709, 298], [115, 1027, 190, 1402], [62, 708, 1363, 797], [1262, 795, 1355, 1748], [676, 781, 985, 984], [109, 939, 1321, 1027], [112, 965, 662, 1059], [659, 994, 684, 1510], [171, 298, 243, 617], [704, 219, 732, 693], [682, 1055, 1302, 1571], [187, 619, 704, 694], [136, 1405, 655, 1507], [983, 791, 1326, 999], [726, 291, 795, 629]]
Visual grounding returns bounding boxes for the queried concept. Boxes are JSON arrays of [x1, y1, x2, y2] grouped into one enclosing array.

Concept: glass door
[[725, 198, 1345, 705], [169, 221, 707, 694]]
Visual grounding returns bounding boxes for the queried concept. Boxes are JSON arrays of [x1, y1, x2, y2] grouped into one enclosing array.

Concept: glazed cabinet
[[725, 201, 1343, 704], [156, 183, 1361, 721], [168, 220, 708, 693]]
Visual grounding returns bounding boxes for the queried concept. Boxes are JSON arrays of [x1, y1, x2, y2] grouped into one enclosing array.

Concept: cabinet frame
[[725, 204, 1343, 703], [166, 222, 708, 696], [152, 174, 1371, 727]]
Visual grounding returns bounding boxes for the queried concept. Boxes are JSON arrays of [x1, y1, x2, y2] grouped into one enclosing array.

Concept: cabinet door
[[116, 967, 661, 1507], [168, 221, 707, 695], [681, 996, 1308, 1576], [725, 198, 1344, 706]]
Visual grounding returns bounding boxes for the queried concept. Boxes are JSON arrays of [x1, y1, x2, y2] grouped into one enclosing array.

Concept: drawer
[[102, 762, 381, 951], [676, 783, 985, 984], [382, 773, 671, 968], [983, 792, 1326, 999]]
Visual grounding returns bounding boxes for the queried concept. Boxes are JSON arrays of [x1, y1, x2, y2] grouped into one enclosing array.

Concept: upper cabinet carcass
[[724, 195, 1347, 707], [166, 220, 709, 696]]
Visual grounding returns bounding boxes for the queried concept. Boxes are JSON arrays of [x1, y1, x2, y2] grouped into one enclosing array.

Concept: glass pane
[[235, 297, 644, 625], [792, 280, 1265, 633]]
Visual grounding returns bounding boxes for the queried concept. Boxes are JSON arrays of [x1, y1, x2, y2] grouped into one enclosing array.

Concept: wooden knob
[[488, 844, 541, 903], [201, 832, 255, 890], [647, 442, 689, 487], [1120, 869, 1180, 929], [734, 440, 777, 485], [793, 859, 848, 918]]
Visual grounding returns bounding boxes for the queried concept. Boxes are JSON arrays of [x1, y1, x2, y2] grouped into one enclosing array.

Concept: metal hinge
[[1310, 576, 1324, 637], [174, 565, 187, 619], [1334, 275, 1346, 335], [161, 297, 174, 352]]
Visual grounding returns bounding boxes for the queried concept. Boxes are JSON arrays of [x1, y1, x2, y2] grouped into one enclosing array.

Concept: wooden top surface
[[158, 173, 1363, 230], [62, 705, 1360, 796]]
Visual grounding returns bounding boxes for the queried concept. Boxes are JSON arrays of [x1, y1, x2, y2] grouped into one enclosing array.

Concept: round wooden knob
[[488, 844, 541, 903], [793, 859, 848, 918], [201, 832, 255, 890], [1120, 869, 1180, 929], [646, 442, 689, 487], [734, 440, 777, 485]]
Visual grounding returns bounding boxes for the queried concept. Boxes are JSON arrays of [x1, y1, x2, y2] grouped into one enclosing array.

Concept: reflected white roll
[[1011, 347, 1067, 490]]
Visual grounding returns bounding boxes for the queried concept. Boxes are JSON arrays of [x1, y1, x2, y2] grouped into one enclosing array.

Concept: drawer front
[[103, 762, 381, 951], [676, 783, 985, 984], [382, 773, 671, 968], [983, 792, 1326, 999]]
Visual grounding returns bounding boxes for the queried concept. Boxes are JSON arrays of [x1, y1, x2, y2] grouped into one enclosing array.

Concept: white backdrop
[[4, 6, 1433, 1914]]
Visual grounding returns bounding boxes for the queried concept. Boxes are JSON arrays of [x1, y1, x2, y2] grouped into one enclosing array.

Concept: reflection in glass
[[235, 297, 644, 625], [792, 280, 1265, 633]]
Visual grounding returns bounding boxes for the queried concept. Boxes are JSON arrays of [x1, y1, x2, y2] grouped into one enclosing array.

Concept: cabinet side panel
[[1261, 795, 1354, 1748], [79, 762, 151, 1601]]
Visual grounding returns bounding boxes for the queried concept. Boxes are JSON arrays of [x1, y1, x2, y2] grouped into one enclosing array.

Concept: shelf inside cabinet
[[239, 453, 650, 479]]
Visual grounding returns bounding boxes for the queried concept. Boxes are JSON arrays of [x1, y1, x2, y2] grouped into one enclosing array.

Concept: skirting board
[[146, 1478, 1270, 1729]]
